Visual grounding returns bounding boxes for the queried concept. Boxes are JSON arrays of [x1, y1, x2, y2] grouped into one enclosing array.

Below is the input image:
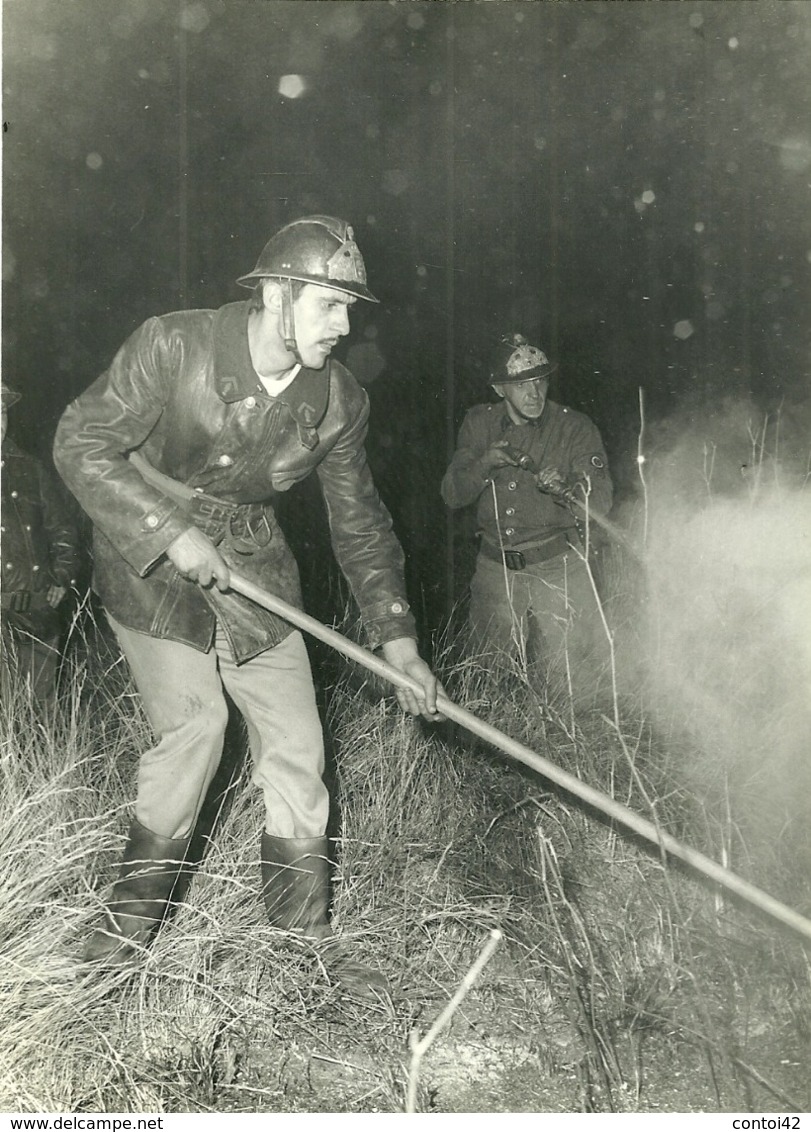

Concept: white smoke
[[622, 396, 811, 851]]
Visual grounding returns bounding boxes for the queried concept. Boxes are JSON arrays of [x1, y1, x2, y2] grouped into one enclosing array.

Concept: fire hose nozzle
[[499, 445, 537, 472], [513, 451, 536, 472]]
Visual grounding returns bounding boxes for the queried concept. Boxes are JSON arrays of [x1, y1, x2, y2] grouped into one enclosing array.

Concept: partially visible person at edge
[[53, 215, 444, 997], [1, 382, 80, 710], [441, 333, 613, 700]]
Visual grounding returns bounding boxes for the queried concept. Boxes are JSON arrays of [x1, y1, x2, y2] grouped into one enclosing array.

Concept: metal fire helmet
[[490, 333, 557, 385], [237, 215, 379, 303]]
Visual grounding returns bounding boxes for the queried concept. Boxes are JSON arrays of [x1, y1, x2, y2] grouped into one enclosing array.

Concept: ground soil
[[229, 988, 809, 1114]]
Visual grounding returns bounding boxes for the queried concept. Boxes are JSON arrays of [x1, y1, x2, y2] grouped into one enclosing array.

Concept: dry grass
[[1, 545, 809, 1113]]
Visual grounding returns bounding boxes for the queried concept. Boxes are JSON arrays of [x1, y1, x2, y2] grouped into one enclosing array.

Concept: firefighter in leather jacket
[[1, 383, 80, 706], [53, 216, 442, 993], [442, 333, 613, 699]]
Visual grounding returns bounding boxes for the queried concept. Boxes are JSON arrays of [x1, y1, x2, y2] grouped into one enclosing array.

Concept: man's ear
[[492, 383, 506, 400], [260, 278, 283, 312]]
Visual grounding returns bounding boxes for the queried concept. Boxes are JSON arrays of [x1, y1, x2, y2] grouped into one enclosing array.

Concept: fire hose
[[565, 494, 643, 563], [507, 447, 644, 562], [229, 571, 811, 946]]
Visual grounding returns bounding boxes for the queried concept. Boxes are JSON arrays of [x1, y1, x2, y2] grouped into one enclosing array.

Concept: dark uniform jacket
[[1, 439, 80, 632], [441, 400, 613, 554], [53, 301, 415, 662]]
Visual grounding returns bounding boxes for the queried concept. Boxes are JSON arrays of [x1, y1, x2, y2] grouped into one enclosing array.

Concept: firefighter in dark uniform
[[1, 382, 81, 708], [441, 334, 613, 698]]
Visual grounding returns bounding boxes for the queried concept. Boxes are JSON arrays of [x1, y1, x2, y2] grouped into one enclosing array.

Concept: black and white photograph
[[2, 0, 810, 1119]]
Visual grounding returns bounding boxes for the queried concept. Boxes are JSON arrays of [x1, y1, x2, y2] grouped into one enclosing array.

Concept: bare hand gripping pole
[[229, 572, 811, 945]]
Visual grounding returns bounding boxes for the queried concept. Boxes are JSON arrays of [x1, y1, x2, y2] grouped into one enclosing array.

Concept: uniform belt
[[1, 590, 52, 612], [479, 532, 573, 570]]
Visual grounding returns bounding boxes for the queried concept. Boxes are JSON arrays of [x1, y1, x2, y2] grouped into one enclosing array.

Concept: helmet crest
[[325, 227, 368, 285], [491, 332, 557, 385]]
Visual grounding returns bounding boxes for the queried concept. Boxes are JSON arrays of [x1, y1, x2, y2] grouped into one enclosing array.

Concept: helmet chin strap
[[280, 278, 304, 366]]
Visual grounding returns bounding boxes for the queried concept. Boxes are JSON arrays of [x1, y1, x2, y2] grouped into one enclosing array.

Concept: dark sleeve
[[563, 416, 613, 517], [53, 318, 194, 575], [315, 387, 417, 648], [36, 461, 82, 587], [440, 409, 493, 509]]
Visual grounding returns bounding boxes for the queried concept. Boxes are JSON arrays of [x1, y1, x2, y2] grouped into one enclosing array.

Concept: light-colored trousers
[[468, 551, 606, 695], [107, 615, 328, 841]]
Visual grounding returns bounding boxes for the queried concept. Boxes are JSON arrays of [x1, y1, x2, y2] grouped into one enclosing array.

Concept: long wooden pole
[[230, 572, 811, 945]]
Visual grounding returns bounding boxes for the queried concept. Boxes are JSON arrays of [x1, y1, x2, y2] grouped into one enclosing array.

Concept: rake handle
[[229, 571, 811, 945]]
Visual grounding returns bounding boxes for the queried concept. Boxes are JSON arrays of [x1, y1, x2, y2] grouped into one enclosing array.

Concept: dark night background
[[3, 0, 810, 640]]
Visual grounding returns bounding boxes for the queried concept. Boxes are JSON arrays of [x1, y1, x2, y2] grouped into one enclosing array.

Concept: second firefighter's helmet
[[490, 333, 557, 384]]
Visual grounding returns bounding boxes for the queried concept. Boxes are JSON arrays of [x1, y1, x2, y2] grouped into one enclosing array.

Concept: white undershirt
[[257, 364, 300, 398]]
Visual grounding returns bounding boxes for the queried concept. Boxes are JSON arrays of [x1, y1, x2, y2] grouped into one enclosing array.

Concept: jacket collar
[[498, 398, 565, 432], [213, 301, 329, 430], [500, 407, 545, 431]]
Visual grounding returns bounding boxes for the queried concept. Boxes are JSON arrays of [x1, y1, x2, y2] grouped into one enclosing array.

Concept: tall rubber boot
[[260, 833, 390, 1000], [83, 818, 191, 965], [260, 834, 332, 938]]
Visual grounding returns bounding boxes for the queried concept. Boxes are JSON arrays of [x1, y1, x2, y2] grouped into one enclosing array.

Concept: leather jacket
[[53, 301, 415, 661]]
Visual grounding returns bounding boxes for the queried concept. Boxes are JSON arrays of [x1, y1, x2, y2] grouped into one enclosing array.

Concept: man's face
[[292, 283, 356, 369], [494, 376, 550, 424]]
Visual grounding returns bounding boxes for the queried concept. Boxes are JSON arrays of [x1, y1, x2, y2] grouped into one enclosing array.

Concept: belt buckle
[[246, 510, 272, 548], [196, 497, 227, 519], [503, 549, 526, 571], [228, 508, 273, 554]]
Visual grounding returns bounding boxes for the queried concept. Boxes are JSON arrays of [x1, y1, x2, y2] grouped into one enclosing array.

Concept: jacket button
[[32, 564, 40, 572], [505, 528, 515, 536], [507, 481, 517, 491], [245, 396, 256, 408], [10, 490, 18, 498], [218, 454, 234, 466], [390, 602, 403, 614], [146, 515, 159, 529], [505, 508, 515, 516]]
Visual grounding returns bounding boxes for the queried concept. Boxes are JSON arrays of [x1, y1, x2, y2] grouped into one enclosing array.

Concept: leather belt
[[479, 532, 573, 570], [129, 449, 274, 555]]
